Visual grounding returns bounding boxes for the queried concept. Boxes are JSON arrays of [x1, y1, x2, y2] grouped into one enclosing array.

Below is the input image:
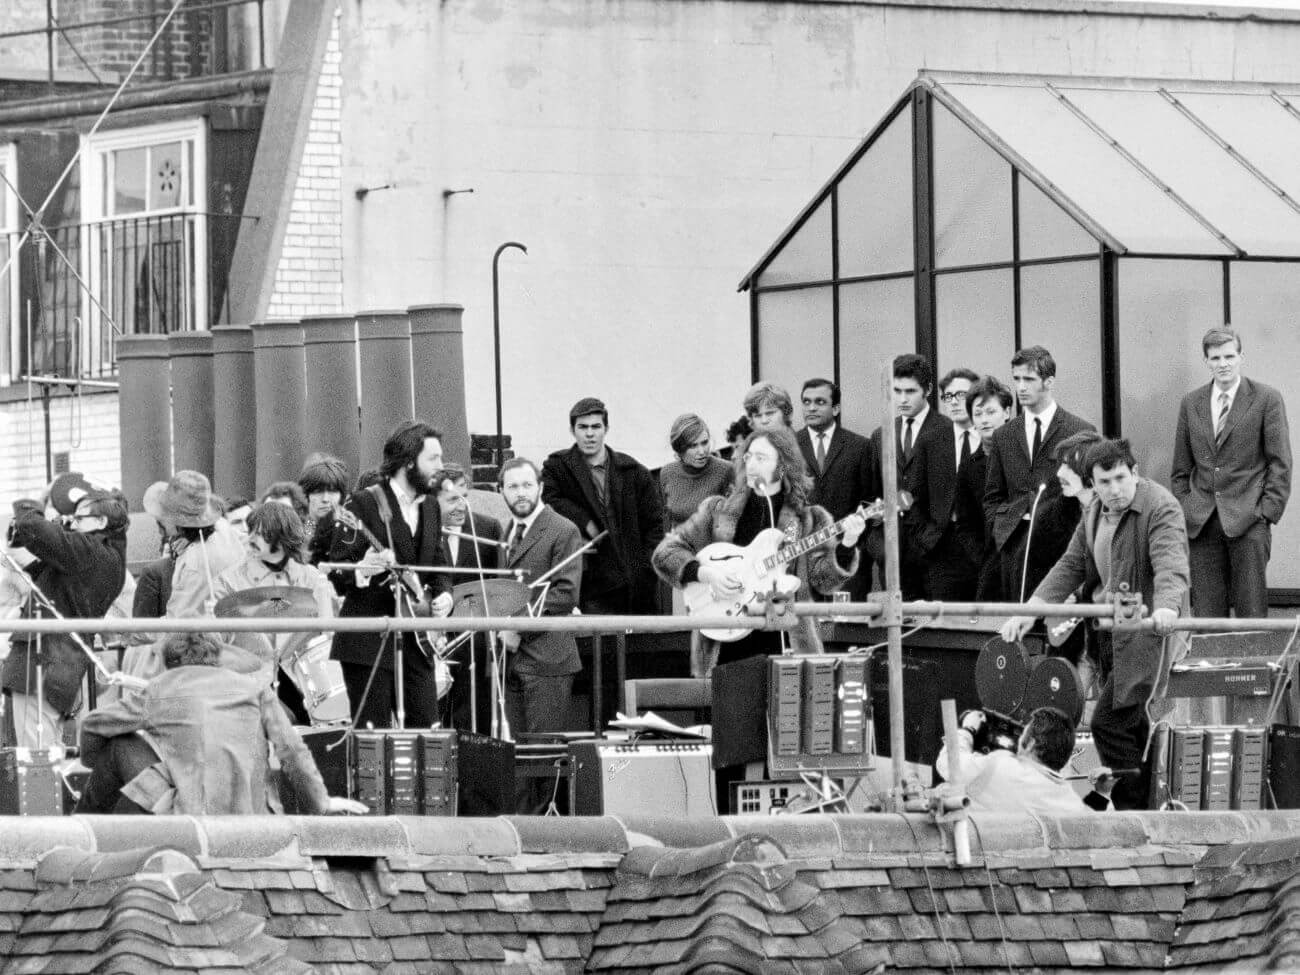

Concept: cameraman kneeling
[[936, 707, 1113, 815]]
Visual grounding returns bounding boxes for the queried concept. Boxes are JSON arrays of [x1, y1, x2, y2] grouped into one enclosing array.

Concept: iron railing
[[0, 0, 284, 96], [5, 211, 204, 379]]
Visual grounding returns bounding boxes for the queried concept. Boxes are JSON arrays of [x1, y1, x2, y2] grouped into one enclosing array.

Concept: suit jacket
[[1035, 479, 1190, 708], [906, 426, 983, 560], [866, 410, 952, 505], [440, 517, 502, 574], [541, 444, 664, 612], [796, 424, 874, 520], [954, 446, 1000, 599], [327, 483, 449, 670], [504, 506, 583, 676], [1171, 377, 1292, 539], [983, 406, 1095, 551]]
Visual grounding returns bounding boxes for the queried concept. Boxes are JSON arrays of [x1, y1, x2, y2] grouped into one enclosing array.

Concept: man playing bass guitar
[[652, 427, 866, 677], [327, 420, 452, 729]]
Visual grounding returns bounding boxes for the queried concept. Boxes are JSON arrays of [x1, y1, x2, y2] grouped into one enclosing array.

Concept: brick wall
[[264, 9, 343, 320], [0, 392, 121, 500]]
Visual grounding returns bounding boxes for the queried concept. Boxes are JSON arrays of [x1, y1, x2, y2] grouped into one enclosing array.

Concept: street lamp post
[[491, 241, 527, 463]]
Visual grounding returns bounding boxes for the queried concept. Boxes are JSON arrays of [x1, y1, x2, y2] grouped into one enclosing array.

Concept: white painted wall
[[335, 0, 1300, 471]]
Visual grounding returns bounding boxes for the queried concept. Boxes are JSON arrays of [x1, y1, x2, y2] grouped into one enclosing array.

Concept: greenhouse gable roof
[[740, 70, 1300, 290]]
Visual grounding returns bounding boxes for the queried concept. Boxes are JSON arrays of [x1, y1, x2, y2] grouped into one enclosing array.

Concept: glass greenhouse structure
[[740, 71, 1300, 595]]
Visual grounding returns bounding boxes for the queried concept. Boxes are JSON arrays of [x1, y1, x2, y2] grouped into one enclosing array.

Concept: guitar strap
[[366, 484, 398, 556]]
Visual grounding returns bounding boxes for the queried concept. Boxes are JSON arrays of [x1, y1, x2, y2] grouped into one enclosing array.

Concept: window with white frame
[[80, 120, 206, 375], [0, 145, 17, 385]]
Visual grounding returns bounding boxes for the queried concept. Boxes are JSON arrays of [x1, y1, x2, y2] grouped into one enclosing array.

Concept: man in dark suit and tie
[[328, 420, 452, 729], [983, 346, 1095, 603], [1171, 327, 1292, 618], [499, 457, 585, 734], [433, 463, 503, 732], [866, 354, 951, 597], [906, 367, 982, 600], [796, 377, 874, 599]]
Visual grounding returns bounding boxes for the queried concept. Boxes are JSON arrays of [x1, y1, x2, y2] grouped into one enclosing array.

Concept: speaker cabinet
[[570, 741, 715, 816]]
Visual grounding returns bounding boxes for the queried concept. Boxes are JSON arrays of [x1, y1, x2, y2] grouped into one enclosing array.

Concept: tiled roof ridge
[[3, 812, 1300, 871], [4, 844, 311, 975]]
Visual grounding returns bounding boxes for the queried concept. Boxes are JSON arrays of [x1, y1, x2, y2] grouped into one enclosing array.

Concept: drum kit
[[211, 575, 537, 734]]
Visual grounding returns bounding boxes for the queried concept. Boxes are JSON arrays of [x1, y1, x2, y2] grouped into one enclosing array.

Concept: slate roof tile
[[1063, 939, 1107, 966]]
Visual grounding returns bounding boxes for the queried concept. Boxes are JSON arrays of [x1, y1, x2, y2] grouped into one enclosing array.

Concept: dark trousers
[[444, 636, 493, 734], [341, 639, 439, 730], [923, 530, 979, 601], [77, 733, 159, 814], [1190, 511, 1271, 619], [505, 670, 576, 735], [1089, 633, 1150, 810]]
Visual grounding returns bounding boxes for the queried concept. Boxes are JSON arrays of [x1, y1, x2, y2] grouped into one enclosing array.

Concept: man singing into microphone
[[653, 427, 865, 677], [983, 346, 1095, 602]]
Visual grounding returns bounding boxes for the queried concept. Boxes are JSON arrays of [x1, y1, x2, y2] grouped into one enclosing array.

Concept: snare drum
[[283, 634, 351, 726]]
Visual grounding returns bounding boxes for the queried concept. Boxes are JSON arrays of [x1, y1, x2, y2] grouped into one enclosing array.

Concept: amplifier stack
[[350, 729, 515, 816], [767, 655, 872, 777], [1149, 725, 1267, 810]]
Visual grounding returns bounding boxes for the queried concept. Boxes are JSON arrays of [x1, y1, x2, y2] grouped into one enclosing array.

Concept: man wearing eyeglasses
[[2, 489, 128, 751], [905, 368, 982, 600]]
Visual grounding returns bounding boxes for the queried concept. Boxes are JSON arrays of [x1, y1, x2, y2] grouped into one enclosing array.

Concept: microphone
[[441, 527, 510, 550], [1019, 483, 1048, 604]]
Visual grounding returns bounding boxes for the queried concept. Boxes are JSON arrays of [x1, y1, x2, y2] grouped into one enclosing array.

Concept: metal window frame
[[80, 117, 208, 373]]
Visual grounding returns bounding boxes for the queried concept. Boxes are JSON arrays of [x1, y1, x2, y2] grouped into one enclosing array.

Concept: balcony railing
[[5, 211, 205, 380]]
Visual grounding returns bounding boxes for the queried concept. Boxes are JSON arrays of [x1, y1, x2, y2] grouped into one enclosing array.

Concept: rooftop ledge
[[4, 811, 1300, 870]]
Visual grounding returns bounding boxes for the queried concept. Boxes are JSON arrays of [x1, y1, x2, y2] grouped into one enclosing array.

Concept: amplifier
[[1269, 725, 1300, 809], [1148, 725, 1265, 811], [768, 656, 874, 778], [351, 730, 515, 816], [570, 740, 715, 816], [1167, 661, 1274, 699], [0, 747, 64, 816], [732, 780, 798, 815]]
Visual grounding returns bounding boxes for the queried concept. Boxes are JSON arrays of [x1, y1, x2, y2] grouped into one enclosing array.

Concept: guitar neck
[[761, 514, 849, 573]]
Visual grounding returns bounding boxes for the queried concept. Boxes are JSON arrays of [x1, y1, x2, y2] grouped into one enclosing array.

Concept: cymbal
[[451, 579, 531, 618], [214, 586, 318, 619]]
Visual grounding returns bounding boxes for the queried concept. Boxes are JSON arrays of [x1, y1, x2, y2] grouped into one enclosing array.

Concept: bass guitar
[[332, 504, 452, 695], [684, 499, 885, 642]]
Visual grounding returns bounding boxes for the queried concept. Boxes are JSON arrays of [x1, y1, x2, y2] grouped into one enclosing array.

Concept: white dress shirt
[[1212, 377, 1241, 430], [1024, 400, 1058, 458]]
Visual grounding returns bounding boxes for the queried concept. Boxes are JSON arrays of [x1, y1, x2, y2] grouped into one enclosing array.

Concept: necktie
[[1215, 392, 1230, 447], [507, 522, 525, 563], [958, 431, 971, 469], [1031, 417, 1042, 462], [815, 433, 827, 473], [902, 419, 914, 461]]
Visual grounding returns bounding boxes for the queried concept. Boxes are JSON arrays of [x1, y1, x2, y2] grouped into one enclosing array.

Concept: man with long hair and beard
[[327, 420, 452, 728], [653, 426, 866, 677]]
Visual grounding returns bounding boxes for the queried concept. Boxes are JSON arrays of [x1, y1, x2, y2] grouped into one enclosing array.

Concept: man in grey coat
[[1171, 326, 1291, 619], [499, 457, 585, 734], [1002, 439, 1189, 810]]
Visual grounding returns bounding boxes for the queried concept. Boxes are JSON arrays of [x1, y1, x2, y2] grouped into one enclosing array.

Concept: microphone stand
[[0, 549, 141, 691], [1019, 483, 1048, 604]]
